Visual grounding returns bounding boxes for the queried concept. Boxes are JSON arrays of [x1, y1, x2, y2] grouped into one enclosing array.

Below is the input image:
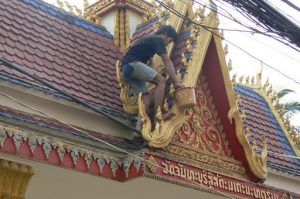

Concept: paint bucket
[[175, 87, 196, 109]]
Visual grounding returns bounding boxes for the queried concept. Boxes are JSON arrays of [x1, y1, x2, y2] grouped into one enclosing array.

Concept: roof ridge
[[21, 0, 113, 38]]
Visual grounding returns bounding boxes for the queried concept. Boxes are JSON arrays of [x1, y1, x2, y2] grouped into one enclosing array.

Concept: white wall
[[0, 153, 227, 199], [128, 10, 142, 38], [264, 170, 300, 194], [101, 11, 116, 36]]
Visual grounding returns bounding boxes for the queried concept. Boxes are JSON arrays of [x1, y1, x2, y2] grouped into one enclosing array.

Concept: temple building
[[0, 0, 300, 198]]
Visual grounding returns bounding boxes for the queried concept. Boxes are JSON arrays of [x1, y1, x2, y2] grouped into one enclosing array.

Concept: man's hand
[[160, 53, 185, 89], [174, 80, 184, 89]]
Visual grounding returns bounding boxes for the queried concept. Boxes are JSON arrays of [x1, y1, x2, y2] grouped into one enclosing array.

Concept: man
[[121, 25, 183, 128]]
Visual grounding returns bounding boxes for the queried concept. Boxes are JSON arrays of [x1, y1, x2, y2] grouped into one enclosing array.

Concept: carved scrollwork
[[170, 81, 230, 156], [116, 60, 138, 114]]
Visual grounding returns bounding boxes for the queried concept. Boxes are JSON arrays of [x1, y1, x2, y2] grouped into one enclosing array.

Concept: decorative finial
[[65, 1, 75, 14], [84, 0, 89, 10], [224, 44, 228, 56], [57, 0, 64, 9], [220, 29, 224, 38], [228, 59, 232, 71], [279, 104, 286, 117], [239, 75, 244, 84], [271, 91, 277, 102], [231, 74, 237, 83], [74, 6, 83, 16], [240, 109, 247, 121], [182, 54, 188, 68], [262, 79, 269, 91], [251, 76, 255, 85], [245, 127, 251, 139], [252, 139, 258, 152], [245, 76, 250, 84], [95, 18, 102, 26], [186, 40, 192, 53], [267, 85, 273, 95], [274, 99, 280, 110]]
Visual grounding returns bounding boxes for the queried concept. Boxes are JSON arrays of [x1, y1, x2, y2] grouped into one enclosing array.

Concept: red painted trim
[[0, 137, 143, 181], [202, 39, 258, 181]]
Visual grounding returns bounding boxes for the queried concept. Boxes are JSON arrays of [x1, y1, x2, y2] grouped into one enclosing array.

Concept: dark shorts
[[122, 61, 157, 95]]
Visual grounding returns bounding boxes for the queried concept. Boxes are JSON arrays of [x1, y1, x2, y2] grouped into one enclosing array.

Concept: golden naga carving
[[116, 61, 138, 114], [138, 88, 196, 147], [0, 159, 34, 199]]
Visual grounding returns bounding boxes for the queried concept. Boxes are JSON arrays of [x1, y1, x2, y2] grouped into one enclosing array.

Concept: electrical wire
[[0, 58, 141, 133], [182, 0, 300, 52], [179, 0, 300, 64], [154, 0, 300, 85], [0, 90, 236, 199], [219, 0, 300, 49]]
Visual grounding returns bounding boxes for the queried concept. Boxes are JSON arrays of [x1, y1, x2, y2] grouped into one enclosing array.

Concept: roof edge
[[21, 0, 113, 38], [233, 81, 300, 158]]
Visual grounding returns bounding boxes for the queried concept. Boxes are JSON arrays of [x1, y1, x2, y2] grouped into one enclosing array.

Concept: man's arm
[[160, 53, 184, 89]]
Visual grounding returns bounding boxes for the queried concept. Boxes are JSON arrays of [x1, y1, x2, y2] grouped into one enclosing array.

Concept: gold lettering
[[228, 181, 234, 192], [213, 176, 219, 187], [178, 164, 187, 178], [169, 165, 175, 175], [236, 183, 241, 193], [245, 186, 251, 195], [208, 172, 214, 186], [186, 170, 194, 180], [261, 190, 266, 199], [218, 178, 224, 189], [159, 159, 282, 199], [174, 166, 180, 176], [266, 191, 272, 199], [203, 171, 208, 185], [162, 161, 169, 174], [254, 188, 261, 198], [197, 172, 203, 184]]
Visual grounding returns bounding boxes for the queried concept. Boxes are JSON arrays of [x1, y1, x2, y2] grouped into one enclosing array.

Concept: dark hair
[[155, 25, 178, 43]]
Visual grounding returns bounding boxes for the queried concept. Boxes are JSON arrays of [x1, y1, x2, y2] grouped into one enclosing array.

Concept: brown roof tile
[[235, 85, 300, 175], [0, 0, 123, 111]]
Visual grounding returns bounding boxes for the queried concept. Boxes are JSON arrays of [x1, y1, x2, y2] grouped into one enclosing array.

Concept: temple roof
[[0, 0, 123, 112], [235, 85, 300, 176], [0, 0, 299, 179]]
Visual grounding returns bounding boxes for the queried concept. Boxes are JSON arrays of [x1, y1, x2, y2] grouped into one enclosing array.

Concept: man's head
[[155, 25, 178, 45]]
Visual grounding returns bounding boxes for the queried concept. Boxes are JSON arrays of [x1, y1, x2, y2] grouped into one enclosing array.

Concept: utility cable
[[0, 58, 140, 133], [179, 0, 300, 64], [179, 0, 300, 52], [0, 90, 235, 199], [154, 0, 300, 85]]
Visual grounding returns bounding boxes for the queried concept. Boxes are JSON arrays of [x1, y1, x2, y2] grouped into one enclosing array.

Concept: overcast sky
[[45, 0, 300, 127]]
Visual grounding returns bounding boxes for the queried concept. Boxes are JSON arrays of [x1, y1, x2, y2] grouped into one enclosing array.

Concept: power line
[[189, 0, 300, 52], [179, 0, 300, 63], [0, 58, 140, 133], [219, 0, 300, 49], [154, 0, 300, 85]]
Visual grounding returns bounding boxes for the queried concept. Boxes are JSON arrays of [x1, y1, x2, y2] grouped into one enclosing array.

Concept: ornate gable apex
[[134, 2, 268, 181], [85, 0, 154, 16], [85, 0, 157, 52]]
